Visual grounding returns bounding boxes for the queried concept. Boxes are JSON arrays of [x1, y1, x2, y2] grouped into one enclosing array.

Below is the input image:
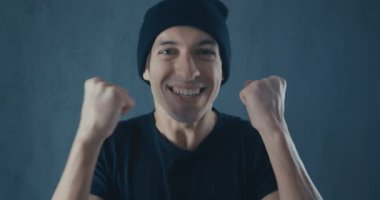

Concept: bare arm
[[89, 195, 103, 200], [260, 125, 322, 200], [240, 76, 322, 200], [52, 131, 104, 200], [52, 77, 134, 200]]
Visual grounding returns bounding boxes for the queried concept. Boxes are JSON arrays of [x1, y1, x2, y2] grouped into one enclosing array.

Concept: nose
[[175, 52, 200, 80]]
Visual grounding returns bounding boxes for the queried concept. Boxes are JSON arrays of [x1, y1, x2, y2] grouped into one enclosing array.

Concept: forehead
[[152, 26, 218, 47]]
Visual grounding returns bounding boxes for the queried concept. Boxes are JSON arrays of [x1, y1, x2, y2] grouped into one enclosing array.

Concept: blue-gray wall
[[1, 0, 379, 199]]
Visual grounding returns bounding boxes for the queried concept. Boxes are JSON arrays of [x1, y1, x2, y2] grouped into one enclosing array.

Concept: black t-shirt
[[91, 111, 277, 200]]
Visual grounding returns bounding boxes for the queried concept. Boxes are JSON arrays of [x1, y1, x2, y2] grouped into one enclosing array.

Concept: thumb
[[121, 97, 135, 115], [239, 89, 247, 106], [244, 80, 253, 87], [240, 80, 253, 105]]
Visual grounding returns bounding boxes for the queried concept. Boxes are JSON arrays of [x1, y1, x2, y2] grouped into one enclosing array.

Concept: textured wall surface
[[0, 0, 379, 199]]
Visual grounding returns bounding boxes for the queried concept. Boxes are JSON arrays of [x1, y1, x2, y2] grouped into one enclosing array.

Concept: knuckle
[[270, 75, 280, 81], [269, 75, 286, 86], [84, 78, 95, 87], [108, 86, 122, 100], [85, 77, 105, 90], [89, 77, 102, 84], [96, 80, 107, 90], [255, 80, 265, 88], [105, 86, 117, 94], [239, 89, 245, 97], [92, 76, 102, 82], [248, 84, 260, 94], [281, 78, 287, 86]]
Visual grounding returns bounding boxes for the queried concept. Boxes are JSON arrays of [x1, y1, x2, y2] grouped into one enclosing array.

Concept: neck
[[154, 107, 217, 151]]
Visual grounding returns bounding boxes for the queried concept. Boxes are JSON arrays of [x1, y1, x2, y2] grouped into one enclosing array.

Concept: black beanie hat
[[137, 0, 231, 85]]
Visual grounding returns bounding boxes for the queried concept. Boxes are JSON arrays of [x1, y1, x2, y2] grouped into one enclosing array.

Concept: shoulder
[[216, 111, 266, 150], [104, 112, 154, 146], [217, 111, 259, 137], [115, 113, 151, 132]]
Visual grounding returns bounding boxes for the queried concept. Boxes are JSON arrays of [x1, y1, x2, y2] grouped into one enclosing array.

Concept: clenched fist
[[239, 75, 287, 134], [77, 77, 135, 143]]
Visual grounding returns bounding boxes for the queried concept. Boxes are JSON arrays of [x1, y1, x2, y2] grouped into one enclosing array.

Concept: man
[[53, 0, 322, 199]]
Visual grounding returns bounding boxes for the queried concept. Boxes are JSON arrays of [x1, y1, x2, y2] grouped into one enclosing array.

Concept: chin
[[169, 110, 203, 123]]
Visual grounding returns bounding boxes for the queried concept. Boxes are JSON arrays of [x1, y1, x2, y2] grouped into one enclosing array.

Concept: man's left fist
[[239, 75, 287, 134]]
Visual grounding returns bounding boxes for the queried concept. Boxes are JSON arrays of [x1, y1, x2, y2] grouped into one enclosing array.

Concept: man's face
[[143, 26, 223, 123]]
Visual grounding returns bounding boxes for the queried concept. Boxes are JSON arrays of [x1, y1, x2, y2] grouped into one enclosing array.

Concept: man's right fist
[[77, 77, 135, 143]]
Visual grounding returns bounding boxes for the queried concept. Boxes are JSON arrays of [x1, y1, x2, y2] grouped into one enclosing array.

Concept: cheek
[[208, 63, 223, 82], [148, 61, 172, 88], [217, 66, 223, 79]]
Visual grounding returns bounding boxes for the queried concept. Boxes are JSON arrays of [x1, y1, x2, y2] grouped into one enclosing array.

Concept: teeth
[[172, 87, 201, 97]]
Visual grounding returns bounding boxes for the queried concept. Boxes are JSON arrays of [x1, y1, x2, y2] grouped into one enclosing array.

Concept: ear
[[143, 53, 151, 81], [143, 68, 150, 81]]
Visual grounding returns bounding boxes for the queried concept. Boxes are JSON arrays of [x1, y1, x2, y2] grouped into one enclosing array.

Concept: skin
[[142, 26, 222, 150], [52, 26, 322, 200], [240, 76, 322, 200], [52, 77, 134, 200]]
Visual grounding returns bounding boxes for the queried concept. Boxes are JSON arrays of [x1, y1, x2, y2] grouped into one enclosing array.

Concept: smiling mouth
[[169, 86, 205, 98]]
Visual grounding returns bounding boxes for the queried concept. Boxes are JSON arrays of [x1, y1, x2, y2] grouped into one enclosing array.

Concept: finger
[[239, 90, 247, 106], [281, 78, 287, 91], [121, 95, 135, 115], [244, 80, 254, 87]]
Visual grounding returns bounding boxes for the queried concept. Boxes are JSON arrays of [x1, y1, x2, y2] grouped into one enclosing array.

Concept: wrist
[[256, 120, 289, 138], [74, 127, 107, 148]]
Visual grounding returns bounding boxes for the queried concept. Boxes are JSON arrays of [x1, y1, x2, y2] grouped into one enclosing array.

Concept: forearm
[[52, 130, 104, 200], [260, 126, 322, 200]]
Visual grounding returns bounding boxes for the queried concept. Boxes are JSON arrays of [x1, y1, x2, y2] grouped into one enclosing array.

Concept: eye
[[158, 48, 178, 55], [198, 49, 215, 55], [197, 48, 217, 59]]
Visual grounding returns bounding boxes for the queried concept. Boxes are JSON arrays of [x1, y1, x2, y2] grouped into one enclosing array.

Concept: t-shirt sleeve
[[246, 129, 278, 200], [251, 147, 278, 200], [91, 141, 113, 199]]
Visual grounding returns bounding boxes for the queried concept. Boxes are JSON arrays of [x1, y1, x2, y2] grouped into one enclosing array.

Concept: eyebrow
[[157, 39, 217, 46], [158, 40, 178, 46], [198, 39, 217, 46]]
